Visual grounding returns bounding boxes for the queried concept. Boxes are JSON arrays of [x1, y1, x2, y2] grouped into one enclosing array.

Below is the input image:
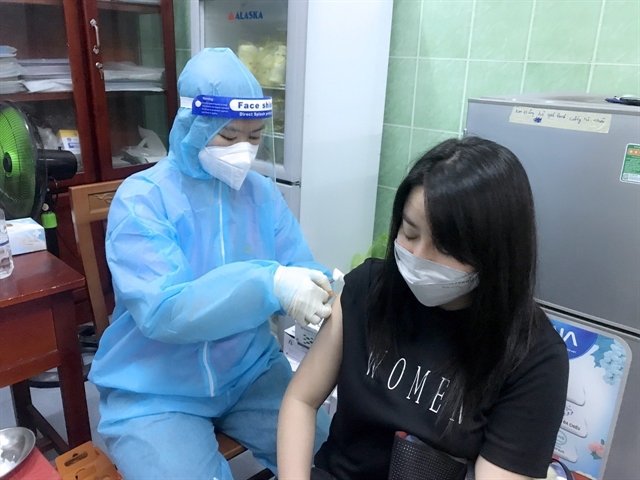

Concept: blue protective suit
[[89, 48, 329, 479]]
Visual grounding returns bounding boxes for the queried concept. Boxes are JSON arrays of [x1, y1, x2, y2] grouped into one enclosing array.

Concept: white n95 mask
[[394, 241, 479, 307], [198, 142, 259, 190]]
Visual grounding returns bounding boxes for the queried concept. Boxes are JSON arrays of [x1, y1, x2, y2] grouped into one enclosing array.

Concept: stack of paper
[[20, 58, 71, 78], [19, 58, 72, 93], [0, 46, 25, 94], [104, 62, 164, 92], [8, 57, 166, 94]]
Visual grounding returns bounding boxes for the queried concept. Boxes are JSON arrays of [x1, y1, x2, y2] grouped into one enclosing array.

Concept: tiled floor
[[0, 383, 270, 478]]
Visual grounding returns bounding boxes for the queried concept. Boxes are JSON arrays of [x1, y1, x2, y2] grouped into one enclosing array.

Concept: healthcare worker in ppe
[[89, 48, 331, 480]]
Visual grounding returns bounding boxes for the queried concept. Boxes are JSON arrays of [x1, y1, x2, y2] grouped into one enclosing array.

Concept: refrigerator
[[466, 94, 640, 480], [190, 0, 393, 277]]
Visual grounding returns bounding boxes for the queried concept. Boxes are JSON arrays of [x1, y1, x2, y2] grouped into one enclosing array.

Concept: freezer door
[[544, 309, 639, 480], [197, 0, 304, 183], [466, 100, 640, 334]]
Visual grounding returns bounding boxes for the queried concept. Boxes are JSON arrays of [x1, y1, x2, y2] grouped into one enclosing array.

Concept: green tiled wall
[[375, 0, 640, 240]]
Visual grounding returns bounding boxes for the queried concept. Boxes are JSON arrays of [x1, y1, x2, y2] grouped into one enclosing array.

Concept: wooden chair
[[69, 180, 272, 478], [69, 180, 122, 339]]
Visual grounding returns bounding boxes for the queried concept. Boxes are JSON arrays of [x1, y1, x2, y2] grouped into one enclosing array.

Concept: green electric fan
[[0, 102, 45, 220], [0, 101, 78, 255]]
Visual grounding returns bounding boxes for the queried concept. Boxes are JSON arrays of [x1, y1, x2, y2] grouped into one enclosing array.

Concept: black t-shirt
[[314, 259, 569, 480]]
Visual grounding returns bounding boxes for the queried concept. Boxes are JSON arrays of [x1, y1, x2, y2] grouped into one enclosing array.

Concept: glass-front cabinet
[[82, 0, 178, 179], [0, 0, 178, 184], [0, 0, 98, 185]]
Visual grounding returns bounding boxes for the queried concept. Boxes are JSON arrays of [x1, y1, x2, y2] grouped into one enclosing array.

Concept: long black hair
[[367, 136, 545, 421]]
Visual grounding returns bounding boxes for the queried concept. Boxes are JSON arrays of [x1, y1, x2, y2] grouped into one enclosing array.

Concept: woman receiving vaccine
[[277, 137, 569, 480]]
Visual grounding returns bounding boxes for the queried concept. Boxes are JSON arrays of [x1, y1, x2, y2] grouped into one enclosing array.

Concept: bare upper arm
[[474, 456, 533, 480], [284, 295, 344, 410]]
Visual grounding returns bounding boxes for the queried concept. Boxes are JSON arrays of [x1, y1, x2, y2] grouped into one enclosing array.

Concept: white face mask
[[394, 241, 479, 307], [198, 142, 259, 190]]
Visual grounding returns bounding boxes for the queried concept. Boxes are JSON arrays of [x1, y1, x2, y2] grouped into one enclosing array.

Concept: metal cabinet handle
[[95, 62, 104, 80], [90, 19, 100, 54]]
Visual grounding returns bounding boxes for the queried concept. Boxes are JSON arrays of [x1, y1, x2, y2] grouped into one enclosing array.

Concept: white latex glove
[[273, 266, 333, 326]]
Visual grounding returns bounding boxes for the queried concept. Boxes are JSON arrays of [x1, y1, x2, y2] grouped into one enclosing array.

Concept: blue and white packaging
[[550, 317, 632, 479], [6, 217, 46, 255]]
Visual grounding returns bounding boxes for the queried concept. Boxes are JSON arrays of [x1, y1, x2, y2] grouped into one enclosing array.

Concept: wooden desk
[[0, 251, 91, 453]]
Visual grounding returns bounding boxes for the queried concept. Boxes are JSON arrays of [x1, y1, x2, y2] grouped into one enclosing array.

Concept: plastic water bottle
[[0, 208, 14, 279]]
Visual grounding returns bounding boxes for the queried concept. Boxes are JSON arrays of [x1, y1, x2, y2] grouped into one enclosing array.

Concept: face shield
[[179, 95, 276, 188]]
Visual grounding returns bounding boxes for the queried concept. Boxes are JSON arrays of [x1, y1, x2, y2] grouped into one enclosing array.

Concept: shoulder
[[530, 310, 569, 363], [344, 258, 384, 292], [339, 258, 384, 322], [109, 164, 182, 228], [506, 310, 569, 390], [116, 161, 177, 201]]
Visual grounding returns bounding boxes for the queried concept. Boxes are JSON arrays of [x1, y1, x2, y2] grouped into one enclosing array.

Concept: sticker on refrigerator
[[550, 318, 632, 480], [509, 106, 611, 134], [620, 144, 640, 185]]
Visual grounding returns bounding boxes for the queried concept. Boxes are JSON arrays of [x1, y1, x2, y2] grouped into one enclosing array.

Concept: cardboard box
[[295, 322, 321, 348], [329, 387, 338, 416], [6, 218, 46, 255], [284, 326, 308, 364], [284, 353, 300, 373], [57, 129, 83, 173], [57, 129, 81, 155]]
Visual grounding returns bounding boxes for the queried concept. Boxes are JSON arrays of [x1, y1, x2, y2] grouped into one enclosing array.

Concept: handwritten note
[[509, 106, 611, 134]]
